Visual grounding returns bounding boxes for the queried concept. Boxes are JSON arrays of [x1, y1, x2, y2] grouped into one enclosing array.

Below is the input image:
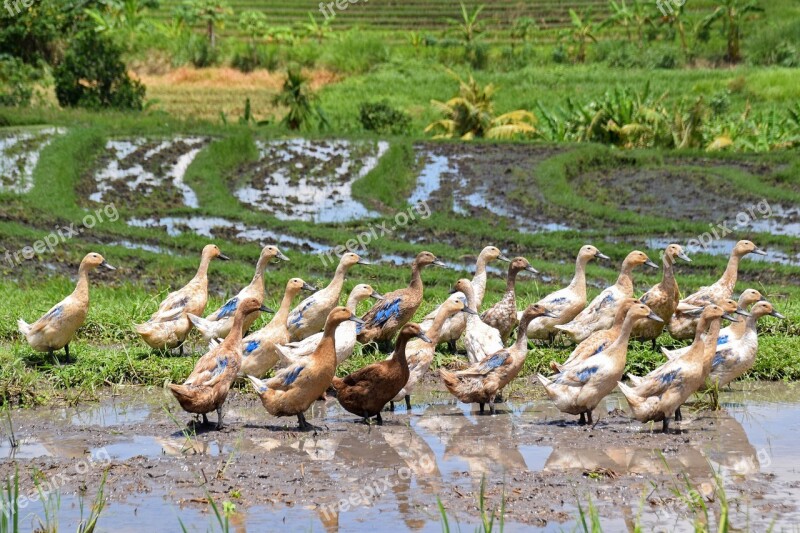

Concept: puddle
[[372, 253, 505, 276], [409, 146, 573, 234], [235, 139, 388, 223], [0, 127, 64, 194], [108, 240, 173, 255], [644, 237, 800, 266], [744, 204, 800, 237], [127, 216, 328, 253], [87, 137, 208, 208], [2, 382, 799, 530]]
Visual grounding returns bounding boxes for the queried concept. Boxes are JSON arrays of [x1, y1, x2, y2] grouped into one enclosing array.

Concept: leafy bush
[[54, 31, 145, 110], [359, 101, 412, 135], [231, 42, 277, 72], [0, 55, 37, 106], [748, 20, 800, 67]]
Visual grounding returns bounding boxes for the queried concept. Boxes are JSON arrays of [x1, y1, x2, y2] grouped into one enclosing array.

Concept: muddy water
[[1, 381, 798, 531], [0, 127, 65, 194]]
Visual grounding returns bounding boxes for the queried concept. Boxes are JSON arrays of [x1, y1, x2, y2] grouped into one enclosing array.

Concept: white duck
[[451, 278, 503, 364]]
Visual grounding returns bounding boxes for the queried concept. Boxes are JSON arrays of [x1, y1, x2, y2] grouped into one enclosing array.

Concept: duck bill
[[647, 311, 664, 323], [357, 258, 371, 265], [677, 252, 692, 262], [752, 247, 767, 256], [276, 250, 290, 261], [218, 253, 230, 261], [722, 313, 740, 322], [596, 252, 610, 260], [734, 308, 751, 317], [349, 315, 366, 325], [416, 332, 432, 343], [645, 259, 659, 269], [497, 254, 512, 262], [302, 282, 317, 292], [100, 260, 116, 271], [770, 310, 786, 319], [370, 290, 384, 300], [462, 307, 478, 315], [432, 259, 448, 268], [259, 305, 275, 314], [543, 311, 559, 319], [525, 265, 540, 274]]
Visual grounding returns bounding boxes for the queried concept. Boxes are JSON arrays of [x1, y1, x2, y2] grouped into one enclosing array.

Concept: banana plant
[[447, 2, 485, 46], [695, 0, 764, 63], [604, 0, 653, 44], [562, 9, 599, 63]]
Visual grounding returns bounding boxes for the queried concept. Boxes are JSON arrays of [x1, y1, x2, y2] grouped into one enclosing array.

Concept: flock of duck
[[16, 239, 785, 434]]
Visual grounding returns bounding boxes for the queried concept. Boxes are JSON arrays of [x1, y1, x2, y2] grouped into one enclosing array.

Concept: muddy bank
[[0, 380, 796, 531]]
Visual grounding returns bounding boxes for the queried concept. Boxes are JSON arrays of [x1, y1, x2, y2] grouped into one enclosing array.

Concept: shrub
[[359, 101, 412, 135], [54, 31, 145, 110], [231, 42, 277, 72], [0, 55, 37, 106]]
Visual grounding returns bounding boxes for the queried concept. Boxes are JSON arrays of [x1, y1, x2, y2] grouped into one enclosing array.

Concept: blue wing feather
[[478, 352, 509, 373], [370, 298, 402, 327], [289, 299, 315, 327], [283, 366, 304, 386], [217, 297, 239, 319], [243, 340, 260, 356]]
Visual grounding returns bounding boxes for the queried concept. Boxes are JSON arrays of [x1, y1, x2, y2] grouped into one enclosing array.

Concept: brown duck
[[335, 323, 431, 424], [480, 257, 538, 343], [357, 251, 445, 344], [168, 298, 267, 429]]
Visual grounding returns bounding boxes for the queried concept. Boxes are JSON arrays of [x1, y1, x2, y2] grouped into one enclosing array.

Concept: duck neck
[[504, 267, 521, 298], [718, 253, 742, 294], [273, 288, 297, 327], [345, 293, 364, 313], [702, 318, 723, 371], [426, 307, 453, 345], [513, 317, 533, 353], [222, 310, 247, 349], [249, 254, 271, 290], [569, 256, 589, 296], [461, 284, 477, 312], [409, 261, 424, 292], [193, 253, 212, 282], [472, 255, 489, 304], [686, 316, 710, 359], [661, 254, 677, 290], [392, 334, 412, 367], [615, 260, 635, 294], [327, 261, 350, 294], [607, 313, 637, 354], [73, 262, 92, 303], [744, 313, 761, 333]]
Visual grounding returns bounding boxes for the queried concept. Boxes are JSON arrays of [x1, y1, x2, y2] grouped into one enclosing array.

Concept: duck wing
[[552, 363, 600, 387], [266, 363, 306, 391], [455, 350, 511, 377], [29, 303, 66, 334], [361, 296, 403, 329], [634, 367, 684, 398]]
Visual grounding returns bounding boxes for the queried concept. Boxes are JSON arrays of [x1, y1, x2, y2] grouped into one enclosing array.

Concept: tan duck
[[556, 250, 658, 343], [662, 289, 763, 360], [357, 251, 446, 344], [18, 252, 116, 363], [169, 298, 267, 429], [389, 294, 476, 411], [238, 278, 316, 378], [276, 284, 383, 367], [619, 304, 738, 433], [135, 244, 228, 353], [538, 303, 663, 425], [247, 307, 364, 430], [668, 240, 765, 340], [551, 298, 639, 372], [287, 252, 369, 341], [632, 244, 692, 349], [420, 246, 510, 350], [188, 245, 288, 341], [525, 245, 609, 341], [454, 278, 503, 364], [480, 257, 538, 343], [441, 304, 556, 414], [334, 323, 431, 424]]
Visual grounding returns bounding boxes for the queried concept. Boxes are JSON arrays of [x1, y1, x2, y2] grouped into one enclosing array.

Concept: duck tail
[[274, 344, 297, 368], [331, 375, 345, 391], [554, 323, 578, 341], [536, 373, 553, 388], [662, 346, 683, 361], [188, 313, 214, 340], [17, 319, 31, 337], [548, 360, 565, 372], [168, 383, 190, 401], [245, 374, 267, 394], [617, 381, 643, 408], [626, 373, 644, 386], [438, 368, 459, 393]]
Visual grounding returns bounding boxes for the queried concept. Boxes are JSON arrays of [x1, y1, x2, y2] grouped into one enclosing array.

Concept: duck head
[[510, 256, 539, 275], [415, 251, 447, 269], [615, 298, 640, 321], [441, 293, 476, 317], [625, 250, 659, 270], [350, 283, 383, 303], [628, 303, 663, 324], [737, 288, 764, 309], [480, 246, 511, 263], [202, 244, 229, 261], [326, 306, 364, 329], [261, 244, 290, 263], [286, 278, 317, 298], [81, 252, 116, 272], [734, 240, 766, 257], [664, 244, 691, 264], [449, 278, 475, 305], [720, 297, 749, 319], [521, 303, 558, 324], [701, 303, 739, 323], [340, 252, 370, 267], [238, 297, 271, 317], [578, 245, 609, 263], [398, 323, 431, 344], [749, 300, 785, 320]]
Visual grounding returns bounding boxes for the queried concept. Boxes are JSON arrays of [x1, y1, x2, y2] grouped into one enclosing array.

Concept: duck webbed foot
[[585, 410, 593, 425], [578, 412, 586, 425], [297, 412, 314, 431], [64, 344, 71, 363], [404, 395, 412, 411], [675, 407, 682, 421], [215, 407, 225, 430]]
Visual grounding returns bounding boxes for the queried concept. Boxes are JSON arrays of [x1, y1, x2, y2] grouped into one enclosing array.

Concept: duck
[[276, 284, 383, 367], [334, 323, 431, 425], [188, 245, 288, 342], [168, 297, 267, 429], [238, 278, 316, 378], [706, 300, 785, 389], [631, 244, 692, 350], [389, 294, 476, 411], [440, 304, 556, 415], [246, 307, 363, 431], [135, 244, 229, 353], [550, 298, 639, 372], [661, 289, 763, 361], [524, 245, 610, 341], [618, 304, 738, 433], [556, 250, 658, 343], [18, 252, 116, 363], [287, 252, 369, 341], [480, 257, 538, 343], [357, 251, 446, 345], [668, 240, 765, 340], [451, 278, 503, 364], [538, 303, 663, 425], [419, 246, 510, 351]]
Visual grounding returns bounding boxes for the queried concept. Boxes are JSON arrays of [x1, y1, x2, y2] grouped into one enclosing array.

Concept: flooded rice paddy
[[0, 127, 64, 194], [1, 381, 798, 531]]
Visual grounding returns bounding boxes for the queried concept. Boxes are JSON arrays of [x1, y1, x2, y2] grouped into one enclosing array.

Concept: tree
[[654, 2, 689, 53], [301, 12, 333, 44], [178, 0, 233, 48], [274, 68, 321, 131], [604, 0, 653, 44], [447, 2, 485, 46], [696, 0, 764, 63], [425, 72, 536, 140]]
